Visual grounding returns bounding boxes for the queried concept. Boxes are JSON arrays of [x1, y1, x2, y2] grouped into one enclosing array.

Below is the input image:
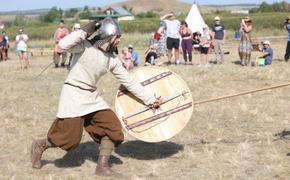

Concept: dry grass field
[[0, 38, 290, 180]]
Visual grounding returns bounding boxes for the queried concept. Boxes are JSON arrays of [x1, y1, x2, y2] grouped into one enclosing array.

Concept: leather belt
[[64, 82, 96, 92]]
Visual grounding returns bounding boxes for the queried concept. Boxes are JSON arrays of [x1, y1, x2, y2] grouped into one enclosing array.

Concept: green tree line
[[250, 1, 289, 13]]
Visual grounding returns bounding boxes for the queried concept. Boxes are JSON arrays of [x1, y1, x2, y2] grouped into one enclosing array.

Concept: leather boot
[[30, 139, 49, 169], [95, 155, 121, 177]]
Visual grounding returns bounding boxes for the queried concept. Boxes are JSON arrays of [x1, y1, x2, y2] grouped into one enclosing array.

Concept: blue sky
[[0, 0, 280, 12]]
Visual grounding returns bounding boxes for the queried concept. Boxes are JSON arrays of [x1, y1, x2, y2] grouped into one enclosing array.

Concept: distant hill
[[104, 0, 192, 14], [0, 8, 50, 16], [203, 3, 258, 11], [0, 1, 259, 17]]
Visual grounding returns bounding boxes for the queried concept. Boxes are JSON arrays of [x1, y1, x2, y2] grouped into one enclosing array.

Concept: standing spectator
[[67, 23, 81, 70], [0, 33, 5, 61], [147, 33, 157, 48], [212, 16, 226, 64], [238, 16, 253, 66], [157, 20, 167, 57], [1, 31, 9, 61], [160, 12, 181, 65], [284, 18, 290, 62], [120, 47, 134, 70], [128, 44, 140, 66], [199, 25, 211, 67], [15, 28, 29, 69], [180, 21, 193, 65], [53, 20, 69, 68]]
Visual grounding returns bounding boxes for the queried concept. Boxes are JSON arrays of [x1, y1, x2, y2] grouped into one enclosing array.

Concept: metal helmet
[[97, 17, 121, 40]]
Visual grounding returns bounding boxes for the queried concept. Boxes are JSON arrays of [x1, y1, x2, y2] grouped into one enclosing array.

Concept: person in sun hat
[[259, 40, 273, 65], [30, 17, 161, 177], [238, 16, 253, 66], [212, 16, 226, 64]]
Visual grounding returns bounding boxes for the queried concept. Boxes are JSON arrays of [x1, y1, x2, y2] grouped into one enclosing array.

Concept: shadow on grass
[[232, 60, 242, 65], [43, 141, 122, 168], [115, 140, 183, 160]]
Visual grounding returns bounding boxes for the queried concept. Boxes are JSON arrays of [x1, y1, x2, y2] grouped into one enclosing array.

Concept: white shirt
[[164, 19, 181, 39], [16, 34, 28, 50], [57, 30, 156, 118]]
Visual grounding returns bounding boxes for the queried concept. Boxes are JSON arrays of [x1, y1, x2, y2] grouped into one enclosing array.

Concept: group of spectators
[[119, 44, 140, 70], [145, 12, 226, 67], [2, 15, 290, 70], [145, 12, 286, 67], [0, 27, 30, 69]]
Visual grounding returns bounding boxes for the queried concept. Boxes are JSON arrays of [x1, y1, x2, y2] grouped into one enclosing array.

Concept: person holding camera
[[284, 18, 290, 62], [238, 17, 253, 66]]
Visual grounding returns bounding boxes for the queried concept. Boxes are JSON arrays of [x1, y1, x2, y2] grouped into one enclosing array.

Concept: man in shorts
[[160, 12, 181, 65]]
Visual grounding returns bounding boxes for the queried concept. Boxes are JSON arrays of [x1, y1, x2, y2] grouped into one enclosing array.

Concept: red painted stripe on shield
[[117, 71, 172, 97], [126, 102, 192, 130]]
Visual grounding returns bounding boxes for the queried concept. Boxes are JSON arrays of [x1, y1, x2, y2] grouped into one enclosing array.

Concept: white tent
[[185, 4, 206, 34]]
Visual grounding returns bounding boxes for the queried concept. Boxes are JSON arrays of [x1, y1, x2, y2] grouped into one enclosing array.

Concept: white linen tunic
[[57, 30, 155, 118]]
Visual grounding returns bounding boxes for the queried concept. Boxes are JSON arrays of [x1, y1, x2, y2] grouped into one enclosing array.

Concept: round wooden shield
[[115, 67, 193, 142]]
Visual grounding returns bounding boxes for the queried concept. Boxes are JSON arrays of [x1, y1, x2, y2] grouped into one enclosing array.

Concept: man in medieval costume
[[30, 17, 160, 177]]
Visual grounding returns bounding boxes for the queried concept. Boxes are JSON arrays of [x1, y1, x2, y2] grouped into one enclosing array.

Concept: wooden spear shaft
[[194, 82, 290, 105]]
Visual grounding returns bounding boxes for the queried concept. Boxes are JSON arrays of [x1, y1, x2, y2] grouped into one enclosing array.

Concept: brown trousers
[[47, 109, 124, 151]]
